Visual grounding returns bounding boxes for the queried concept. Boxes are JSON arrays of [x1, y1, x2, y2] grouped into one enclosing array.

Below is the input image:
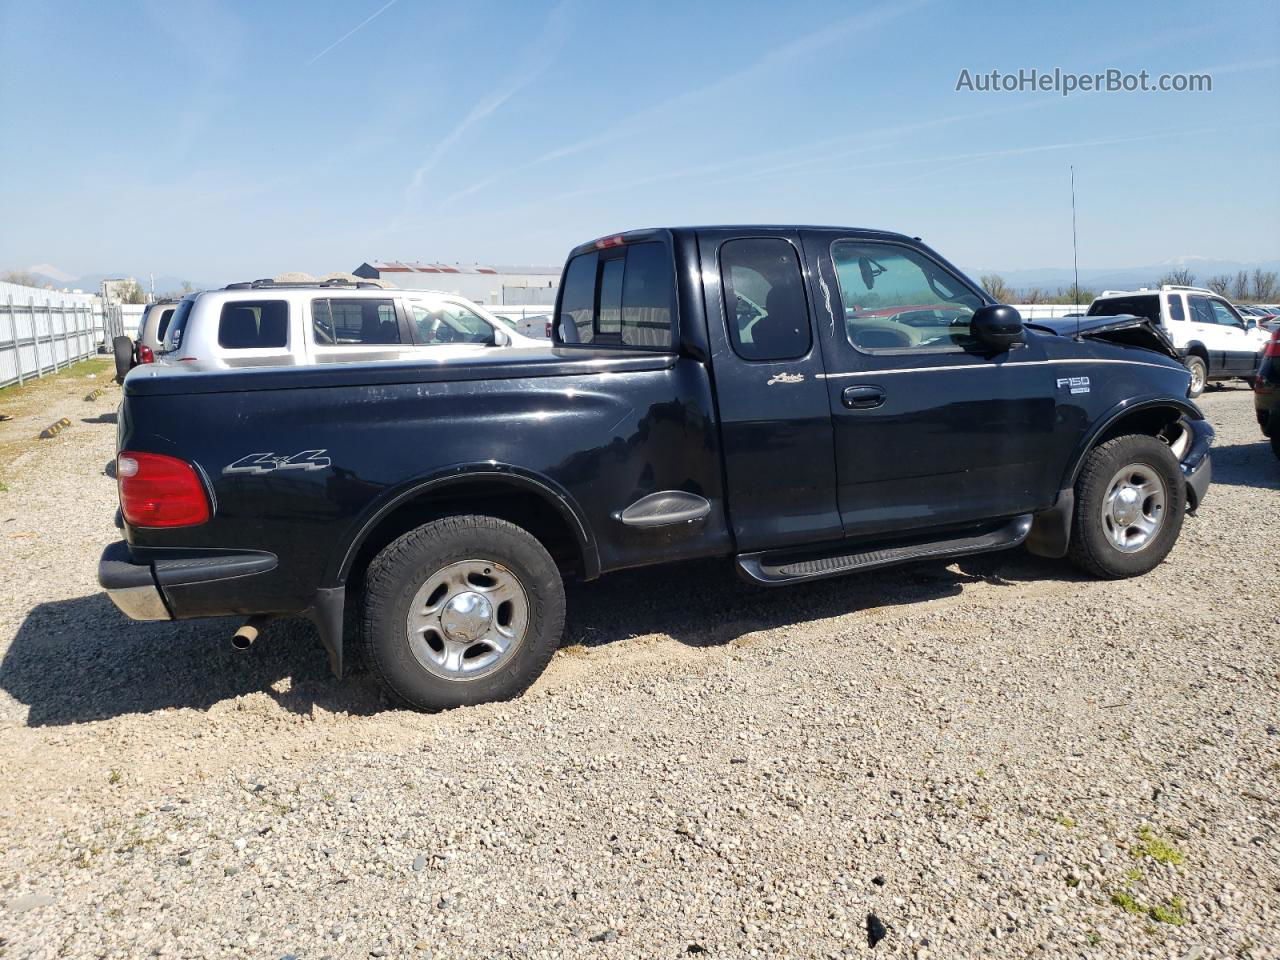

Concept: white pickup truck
[[1088, 285, 1267, 396]]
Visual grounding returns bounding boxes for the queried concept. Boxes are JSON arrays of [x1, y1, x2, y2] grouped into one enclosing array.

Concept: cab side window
[[720, 238, 811, 362], [831, 241, 983, 353], [313, 298, 399, 345], [1167, 295, 1186, 323]]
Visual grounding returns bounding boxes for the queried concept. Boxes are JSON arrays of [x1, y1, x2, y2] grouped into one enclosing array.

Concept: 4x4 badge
[[223, 450, 331, 475]]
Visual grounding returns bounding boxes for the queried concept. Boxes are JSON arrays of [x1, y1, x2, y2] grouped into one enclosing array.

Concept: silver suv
[[157, 279, 542, 371]]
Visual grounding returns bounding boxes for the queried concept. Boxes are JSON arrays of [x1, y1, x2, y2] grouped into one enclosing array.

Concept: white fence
[[0, 281, 154, 388], [0, 282, 102, 388], [1011, 304, 1085, 320]]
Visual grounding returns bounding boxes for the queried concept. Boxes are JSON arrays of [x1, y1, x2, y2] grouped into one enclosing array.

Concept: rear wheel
[[1184, 355, 1207, 398], [361, 515, 565, 710], [1067, 434, 1185, 579]]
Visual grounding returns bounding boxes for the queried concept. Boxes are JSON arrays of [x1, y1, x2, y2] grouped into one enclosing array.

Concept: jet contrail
[[309, 0, 401, 65]]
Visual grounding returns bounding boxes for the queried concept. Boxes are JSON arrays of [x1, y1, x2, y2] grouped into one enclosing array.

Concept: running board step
[[736, 514, 1034, 586]]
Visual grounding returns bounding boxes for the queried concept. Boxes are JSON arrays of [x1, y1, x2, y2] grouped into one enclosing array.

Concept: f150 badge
[[223, 450, 331, 475], [1057, 376, 1091, 395]]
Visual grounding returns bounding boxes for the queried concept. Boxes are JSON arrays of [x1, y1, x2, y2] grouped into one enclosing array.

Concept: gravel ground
[[0, 374, 1277, 960]]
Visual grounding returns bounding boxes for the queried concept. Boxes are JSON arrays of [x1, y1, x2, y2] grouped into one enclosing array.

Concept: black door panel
[[800, 230, 1058, 539], [698, 229, 842, 552]]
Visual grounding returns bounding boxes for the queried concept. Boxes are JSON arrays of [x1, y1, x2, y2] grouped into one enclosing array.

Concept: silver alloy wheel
[[1100, 463, 1167, 553], [405, 559, 529, 682], [1188, 359, 1205, 394]]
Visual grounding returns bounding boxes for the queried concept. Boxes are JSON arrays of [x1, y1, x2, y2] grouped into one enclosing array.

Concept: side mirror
[[971, 304, 1025, 352]]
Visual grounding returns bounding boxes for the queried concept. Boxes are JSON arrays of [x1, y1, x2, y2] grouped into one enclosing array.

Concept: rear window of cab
[[556, 241, 675, 349]]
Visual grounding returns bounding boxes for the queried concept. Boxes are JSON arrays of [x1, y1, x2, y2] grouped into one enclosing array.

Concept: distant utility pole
[[150, 273, 155, 301]]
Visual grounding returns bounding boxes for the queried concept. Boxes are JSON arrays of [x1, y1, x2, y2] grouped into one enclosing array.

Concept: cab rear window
[[1088, 295, 1160, 323], [556, 242, 674, 349], [218, 301, 288, 349]]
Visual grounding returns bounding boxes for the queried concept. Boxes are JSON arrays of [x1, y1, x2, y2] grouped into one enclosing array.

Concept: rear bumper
[[97, 541, 277, 622], [98, 541, 170, 620]]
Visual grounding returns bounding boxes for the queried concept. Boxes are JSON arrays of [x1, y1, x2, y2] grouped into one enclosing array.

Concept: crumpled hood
[[1026, 314, 1179, 361]]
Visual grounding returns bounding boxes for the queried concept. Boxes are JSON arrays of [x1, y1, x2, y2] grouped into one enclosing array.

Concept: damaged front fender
[[1027, 314, 1180, 361]]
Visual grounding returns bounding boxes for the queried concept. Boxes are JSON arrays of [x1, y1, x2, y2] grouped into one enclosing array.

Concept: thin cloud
[[402, 0, 574, 202], [439, 0, 936, 207], [1191, 56, 1280, 77], [516, 96, 1066, 210], [309, 0, 401, 65], [460, 124, 1226, 223]]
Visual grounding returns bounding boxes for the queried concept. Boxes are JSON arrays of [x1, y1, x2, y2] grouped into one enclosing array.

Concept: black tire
[[361, 515, 565, 711], [1067, 434, 1186, 579], [112, 336, 135, 384], [1184, 355, 1207, 398]]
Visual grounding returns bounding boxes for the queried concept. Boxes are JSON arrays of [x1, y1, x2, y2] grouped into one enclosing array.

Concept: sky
[[1, 0, 1278, 285]]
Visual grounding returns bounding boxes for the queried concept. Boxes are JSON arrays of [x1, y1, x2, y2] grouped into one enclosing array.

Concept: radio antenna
[[1071, 165, 1081, 340]]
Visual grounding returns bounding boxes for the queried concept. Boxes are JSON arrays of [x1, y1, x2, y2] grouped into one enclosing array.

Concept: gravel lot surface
[[0, 371, 1277, 960]]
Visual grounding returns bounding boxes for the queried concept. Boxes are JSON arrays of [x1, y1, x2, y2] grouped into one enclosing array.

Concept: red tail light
[[137, 344, 154, 364], [117, 452, 210, 527], [545, 319, 553, 339], [1264, 330, 1280, 358]]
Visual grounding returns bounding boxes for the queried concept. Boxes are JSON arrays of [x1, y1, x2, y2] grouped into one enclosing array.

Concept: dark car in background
[[1255, 327, 1280, 459]]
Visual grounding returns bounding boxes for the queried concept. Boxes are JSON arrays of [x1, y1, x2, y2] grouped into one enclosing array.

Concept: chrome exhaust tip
[[231, 615, 271, 651]]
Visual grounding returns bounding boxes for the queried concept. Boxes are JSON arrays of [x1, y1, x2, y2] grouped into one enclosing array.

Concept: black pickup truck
[[100, 226, 1213, 710]]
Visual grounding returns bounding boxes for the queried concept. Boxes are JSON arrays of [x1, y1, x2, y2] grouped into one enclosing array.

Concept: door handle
[[842, 384, 886, 409]]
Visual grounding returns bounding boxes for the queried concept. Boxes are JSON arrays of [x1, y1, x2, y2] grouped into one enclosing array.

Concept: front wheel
[[1067, 434, 1186, 579], [1184, 355, 1207, 398], [361, 515, 565, 710]]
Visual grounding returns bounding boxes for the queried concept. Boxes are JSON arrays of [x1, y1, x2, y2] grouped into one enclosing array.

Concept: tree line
[[979, 275, 1097, 305], [980, 268, 1279, 305]]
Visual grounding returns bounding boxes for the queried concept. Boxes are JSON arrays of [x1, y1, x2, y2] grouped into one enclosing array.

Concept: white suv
[[1088, 285, 1266, 397], [157, 280, 542, 372]]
